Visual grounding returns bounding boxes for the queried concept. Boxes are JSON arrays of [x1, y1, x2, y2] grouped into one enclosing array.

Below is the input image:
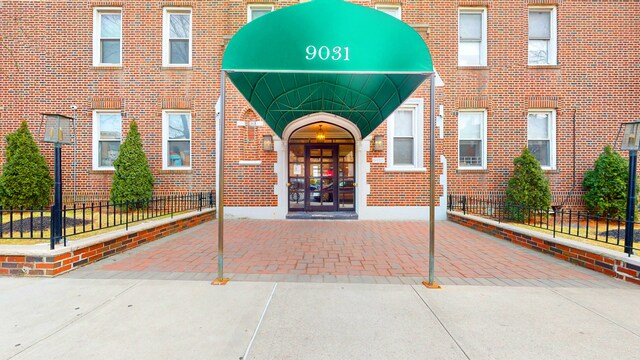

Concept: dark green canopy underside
[[228, 72, 428, 137], [223, 0, 433, 138]]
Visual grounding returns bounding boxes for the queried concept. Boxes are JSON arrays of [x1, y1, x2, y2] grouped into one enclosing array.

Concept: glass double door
[[289, 143, 355, 212]]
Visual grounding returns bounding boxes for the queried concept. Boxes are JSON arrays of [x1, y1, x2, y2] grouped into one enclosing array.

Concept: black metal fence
[[448, 193, 640, 253], [0, 191, 214, 241]]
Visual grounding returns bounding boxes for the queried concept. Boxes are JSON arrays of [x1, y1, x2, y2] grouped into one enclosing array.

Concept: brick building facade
[[0, 0, 638, 219]]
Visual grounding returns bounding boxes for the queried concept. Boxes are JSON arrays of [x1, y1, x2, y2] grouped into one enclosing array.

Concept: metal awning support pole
[[424, 73, 440, 289], [213, 70, 230, 285]]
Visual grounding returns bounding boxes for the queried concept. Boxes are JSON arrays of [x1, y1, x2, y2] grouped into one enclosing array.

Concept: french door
[[288, 143, 355, 212]]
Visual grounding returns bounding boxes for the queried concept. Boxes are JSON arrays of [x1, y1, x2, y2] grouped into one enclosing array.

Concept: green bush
[[582, 145, 629, 217], [505, 148, 552, 218], [110, 120, 154, 205], [0, 121, 53, 209]]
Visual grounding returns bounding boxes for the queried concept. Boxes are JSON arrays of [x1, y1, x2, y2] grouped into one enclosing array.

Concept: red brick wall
[[1, 1, 639, 208], [0, 209, 214, 277]]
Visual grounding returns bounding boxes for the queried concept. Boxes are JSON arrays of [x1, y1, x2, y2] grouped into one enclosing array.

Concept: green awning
[[222, 0, 433, 138]]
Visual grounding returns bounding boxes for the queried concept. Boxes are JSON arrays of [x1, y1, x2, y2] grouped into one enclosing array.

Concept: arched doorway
[[287, 122, 355, 213]]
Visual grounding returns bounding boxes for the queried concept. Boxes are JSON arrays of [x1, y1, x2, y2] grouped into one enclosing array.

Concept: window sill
[[457, 65, 490, 70], [91, 168, 115, 173], [161, 168, 192, 173], [161, 66, 193, 71], [528, 65, 560, 69], [542, 168, 558, 173], [92, 65, 122, 70], [384, 167, 427, 173], [457, 168, 488, 173]]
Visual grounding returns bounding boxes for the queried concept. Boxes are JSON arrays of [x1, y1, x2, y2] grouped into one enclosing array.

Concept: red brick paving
[[99, 219, 596, 281]]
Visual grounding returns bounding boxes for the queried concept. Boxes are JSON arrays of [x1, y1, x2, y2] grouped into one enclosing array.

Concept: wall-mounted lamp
[[316, 125, 326, 142], [262, 134, 273, 151], [373, 135, 384, 151]]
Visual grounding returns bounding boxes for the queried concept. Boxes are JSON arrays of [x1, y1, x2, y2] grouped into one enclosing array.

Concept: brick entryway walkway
[[66, 219, 624, 286]]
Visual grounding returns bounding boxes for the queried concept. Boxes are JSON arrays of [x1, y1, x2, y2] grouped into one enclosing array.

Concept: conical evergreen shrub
[[582, 145, 629, 217], [0, 121, 53, 209], [110, 120, 154, 205], [505, 148, 552, 219]]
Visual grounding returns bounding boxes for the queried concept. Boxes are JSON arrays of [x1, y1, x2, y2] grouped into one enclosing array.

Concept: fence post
[[126, 200, 129, 231], [462, 196, 466, 215], [553, 208, 557, 238], [62, 205, 67, 247]]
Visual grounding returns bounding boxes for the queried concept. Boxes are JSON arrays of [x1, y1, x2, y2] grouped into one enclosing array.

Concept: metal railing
[[0, 191, 214, 242], [448, 193, 640, 253]]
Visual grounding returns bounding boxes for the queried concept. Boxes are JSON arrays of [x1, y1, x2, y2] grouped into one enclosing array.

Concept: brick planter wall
[[0, 209, 215, 277], [448, 211, 640, 286]]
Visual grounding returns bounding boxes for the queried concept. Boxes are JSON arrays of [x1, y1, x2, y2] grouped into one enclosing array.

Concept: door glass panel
[[289, 163, 305, 177], [288, 145, 305, 210], [321, 178, 334, 206], [322, 148, 332, 157], [338, 178, 355, 209], [310, 164, 321, 177], [322, 164, 334, 176], [289, 177, 304, 209]]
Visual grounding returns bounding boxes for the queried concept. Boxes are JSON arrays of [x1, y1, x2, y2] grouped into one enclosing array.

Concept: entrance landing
[[286, 212, 358, 220], [65, 219, 625, 287]]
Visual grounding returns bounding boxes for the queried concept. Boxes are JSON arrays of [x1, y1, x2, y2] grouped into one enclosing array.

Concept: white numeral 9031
[[305, 46, 350, 61]]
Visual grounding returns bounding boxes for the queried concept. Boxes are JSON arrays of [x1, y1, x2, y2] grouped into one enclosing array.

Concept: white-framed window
[[93, 7, 122, 66], [247, 4, 274, 23], [527, 110, 556, 169], [458, 8, 487, 66], [386, 98, 424, 171], [163, 8, 192, 67], [375, 4, 401, 20], [163, 111, 192, 170], [458, 110, 487, 169], [528, 7, 557, 65], [93, 111, 122, 170]]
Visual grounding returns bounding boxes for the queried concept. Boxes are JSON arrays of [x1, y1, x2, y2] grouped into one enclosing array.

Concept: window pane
[[100, 14, 121, 38], [167, 141, 190, 167], [99, 141, 120, 167], [169, 14, 190, 38], [528, 140, 550, 166], [459, 140, 483, 167], [528, 40, 549, 64], [459, 113, 482, 139], [459, 42, 481, 66], [378, 7, 400, 19], [170, 40, 189, 64], [394, 138, 414, 165], [101, 39, 120, 64], [168, 114, 190, 140], [528, 113, 549, 139], [529, 11, 551, 38], [460, 13, 482, 40], [394, 110, 413, 136], [99, 113, 121, 140], [251, 9, 271, 21]]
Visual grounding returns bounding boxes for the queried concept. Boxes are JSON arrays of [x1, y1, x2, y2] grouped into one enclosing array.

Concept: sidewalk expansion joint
[[240, 282, 278, 360], [411, 285, 471, 360]]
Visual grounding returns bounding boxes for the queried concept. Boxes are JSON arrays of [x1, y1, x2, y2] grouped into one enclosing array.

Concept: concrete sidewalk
[[2, 277, 639, 360]]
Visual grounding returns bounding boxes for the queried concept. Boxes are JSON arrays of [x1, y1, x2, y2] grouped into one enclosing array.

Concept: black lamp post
[[617, 121, 640, 256], [40, 114, 73, 250]]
